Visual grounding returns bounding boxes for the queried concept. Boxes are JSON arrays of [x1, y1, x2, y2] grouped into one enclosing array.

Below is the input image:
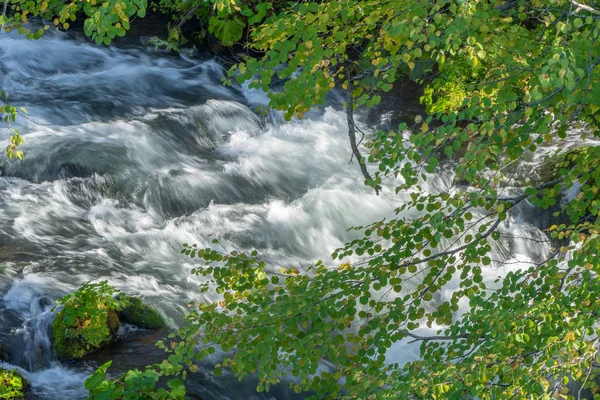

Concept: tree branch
[[570, 0, 600, 15], [398, 329, 467, 343], [1, 0, 8, 29], [346, 81, 381, 195], [496, 0, 518, 12]]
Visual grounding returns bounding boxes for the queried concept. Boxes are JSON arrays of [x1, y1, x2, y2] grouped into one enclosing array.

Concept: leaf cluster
[[53, 281, 128, 349]]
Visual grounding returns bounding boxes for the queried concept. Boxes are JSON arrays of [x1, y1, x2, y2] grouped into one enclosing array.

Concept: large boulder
[[117, 296, 166, 330], [0, 368, 29, 400]]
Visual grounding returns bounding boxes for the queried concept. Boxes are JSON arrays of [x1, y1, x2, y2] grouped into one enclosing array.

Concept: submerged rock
[[117, 296, 166, 330], [52, 308, 120, 361], [0, 368, 29, 399]]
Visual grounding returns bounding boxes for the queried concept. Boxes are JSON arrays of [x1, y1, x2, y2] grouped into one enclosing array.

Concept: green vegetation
[[52, 285, 179, 398], [0, 368, 29, 400], [0, 90, 24, 160], [85, 359, 188, 400], [4, 0, 600, 398], [52, 282, 127, 360], [117, 296, 166, 330]]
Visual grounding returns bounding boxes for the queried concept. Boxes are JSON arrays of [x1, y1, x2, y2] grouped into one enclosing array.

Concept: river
[[0, 25, 570, 399]]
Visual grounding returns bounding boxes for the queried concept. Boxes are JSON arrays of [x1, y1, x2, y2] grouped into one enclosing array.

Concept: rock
[[52, 309, 120, 361], [0, 368, 29, 399], [117, 296, 166, 330]]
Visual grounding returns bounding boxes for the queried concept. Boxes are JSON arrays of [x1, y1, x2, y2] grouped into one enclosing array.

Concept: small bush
[[0, 368, 29, 400], [52, 281, 128, 360]]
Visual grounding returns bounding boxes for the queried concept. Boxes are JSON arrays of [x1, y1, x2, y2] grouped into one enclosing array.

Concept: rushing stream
[[0, 27, 406, 399], [0, 26, 585, 399]]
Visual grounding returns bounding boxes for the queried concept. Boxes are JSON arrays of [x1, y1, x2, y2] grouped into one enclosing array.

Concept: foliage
[[210, 2, 600, 398], [148, 0, 286, 49], [0, 368, 28, 400], [85, 359, 189, 400], [86, 313, 198, 399], [0, 0, 146, 44], [117, 296, 166, 330], [0, 90, 24, 160], [52, 281, 127, 360], [148, 24, 187, 52]]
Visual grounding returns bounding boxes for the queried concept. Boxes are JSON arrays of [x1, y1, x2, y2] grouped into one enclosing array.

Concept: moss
[[52, 309, 119, 361], [117, 296, 166, 330], [0, 368, 29, 400]]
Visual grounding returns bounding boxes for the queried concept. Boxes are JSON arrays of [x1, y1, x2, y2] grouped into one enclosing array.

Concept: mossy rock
[[117, 296, 166, 330], [52, 309, 119, 361], [0, 368, 29, 400]]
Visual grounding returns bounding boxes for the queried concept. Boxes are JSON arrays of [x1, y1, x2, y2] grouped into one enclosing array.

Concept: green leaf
[[167, 378, 186, 397], [85, 361, 112, 390]]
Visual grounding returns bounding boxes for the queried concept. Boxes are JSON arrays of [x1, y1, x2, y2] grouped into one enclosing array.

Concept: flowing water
[[0, 27, 586, 399], [0, 27, 404, 399]]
